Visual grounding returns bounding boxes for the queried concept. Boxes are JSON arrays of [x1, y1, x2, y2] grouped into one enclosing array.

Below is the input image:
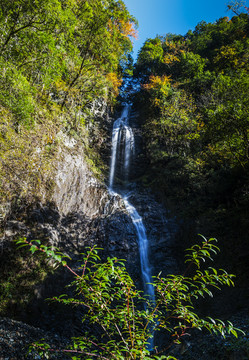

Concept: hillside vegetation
[[135, 10, 249, 204], [133, 12, 248, 206], [1, 2, 249, 359], [0, 0, 136, 211], [132, 8, 249, 287]]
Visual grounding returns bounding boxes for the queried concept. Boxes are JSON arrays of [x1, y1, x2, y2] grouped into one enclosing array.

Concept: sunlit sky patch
[[124, 0, 248, 59]]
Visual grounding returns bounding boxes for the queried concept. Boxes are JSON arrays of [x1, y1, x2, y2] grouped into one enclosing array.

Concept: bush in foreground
[[16, 235, 243, 359]]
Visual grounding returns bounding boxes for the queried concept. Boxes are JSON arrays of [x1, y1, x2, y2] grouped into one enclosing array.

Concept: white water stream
[[109, 105, 135, 188], [109, 104, 155, 348], [123, 196, 155, 304]]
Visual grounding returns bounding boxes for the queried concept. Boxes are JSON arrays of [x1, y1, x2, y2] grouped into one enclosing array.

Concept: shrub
[[16, 235, 243, 360]]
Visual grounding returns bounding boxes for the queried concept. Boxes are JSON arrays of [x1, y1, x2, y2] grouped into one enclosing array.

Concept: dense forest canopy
[[133, 10, 249, 215], [0, 0, 137, 205]]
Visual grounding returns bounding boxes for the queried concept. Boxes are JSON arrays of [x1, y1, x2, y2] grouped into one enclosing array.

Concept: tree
[[0, 0, 137, 207], [227, 0, 247, 15], [203, 72, 249, 168], [135, 38, 164, 80], [16, 236, 242, 360], [180, 52, 206, 79], [0, 0, 137, 111]]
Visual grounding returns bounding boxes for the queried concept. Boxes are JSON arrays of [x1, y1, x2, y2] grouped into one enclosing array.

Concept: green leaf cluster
[[0, 0, 137, 206], [16, 236, 243, 360], [133, 10, 249, 211]]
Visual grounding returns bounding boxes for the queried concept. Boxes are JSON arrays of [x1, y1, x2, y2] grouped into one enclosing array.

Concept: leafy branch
[[16, 236, 243, 360]]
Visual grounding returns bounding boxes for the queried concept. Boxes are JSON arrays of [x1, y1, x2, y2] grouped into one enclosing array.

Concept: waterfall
[[123, 196, 155, 303], [109, 105, 135, 189], [109, 104, 155, 349], [124, 125, 135, 181], [109, 118, 121, 189]]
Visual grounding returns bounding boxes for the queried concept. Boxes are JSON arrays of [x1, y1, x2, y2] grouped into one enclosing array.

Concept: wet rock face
[[52, 149, 109, 217], [124, 187, 179, 279], [0, 139, 141, 333], [0, 146, 141, 259], [104, 208, 140, 280]]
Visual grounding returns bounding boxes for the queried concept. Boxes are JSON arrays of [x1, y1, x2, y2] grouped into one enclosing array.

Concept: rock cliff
[[0, 134, 140, 332]]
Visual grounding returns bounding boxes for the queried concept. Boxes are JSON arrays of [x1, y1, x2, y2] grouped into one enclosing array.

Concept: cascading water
[[109, 104, 155, 349], [123, 196, 155, 304], [109, 104, 135, 189]]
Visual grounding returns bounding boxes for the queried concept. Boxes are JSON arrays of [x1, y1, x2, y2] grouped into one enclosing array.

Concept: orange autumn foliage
[[107, 19, 138, 40], [143, 75, 171, 92], [106, 72, 123, 96], [120, 20, 138, 39]]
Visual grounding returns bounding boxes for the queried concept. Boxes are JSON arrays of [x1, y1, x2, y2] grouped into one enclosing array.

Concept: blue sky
[[123, 0, 248, 59]]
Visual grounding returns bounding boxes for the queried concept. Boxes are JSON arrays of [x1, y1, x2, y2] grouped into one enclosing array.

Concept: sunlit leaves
[[142, 85, 200, 163], [0, 0, 137, 204], [180, 51, 206, 78], [204, 71, 249, 167], [17, 236, 243, 360], [0, 0, 137, 110], [143, 75, 172, 100], [185, 235, 219, 268], [106, 72, 123, 96], [162, 38, 187, 72], [135, 38, 164, 78], [134, 11, 249, 206], [120, 20, 138, 40]]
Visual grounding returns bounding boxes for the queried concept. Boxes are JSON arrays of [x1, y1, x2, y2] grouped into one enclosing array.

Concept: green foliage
[[0, 59, 35, 127], [0, 109, 59, 202], [0, 0, 137, 206], [133, 11, 249, 215], [180, 52, 206, 78], [16, 236, 243, 360], [0, 0, 137, 107], [135, 38, 164, 79], [203, 71, 249, 167]]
